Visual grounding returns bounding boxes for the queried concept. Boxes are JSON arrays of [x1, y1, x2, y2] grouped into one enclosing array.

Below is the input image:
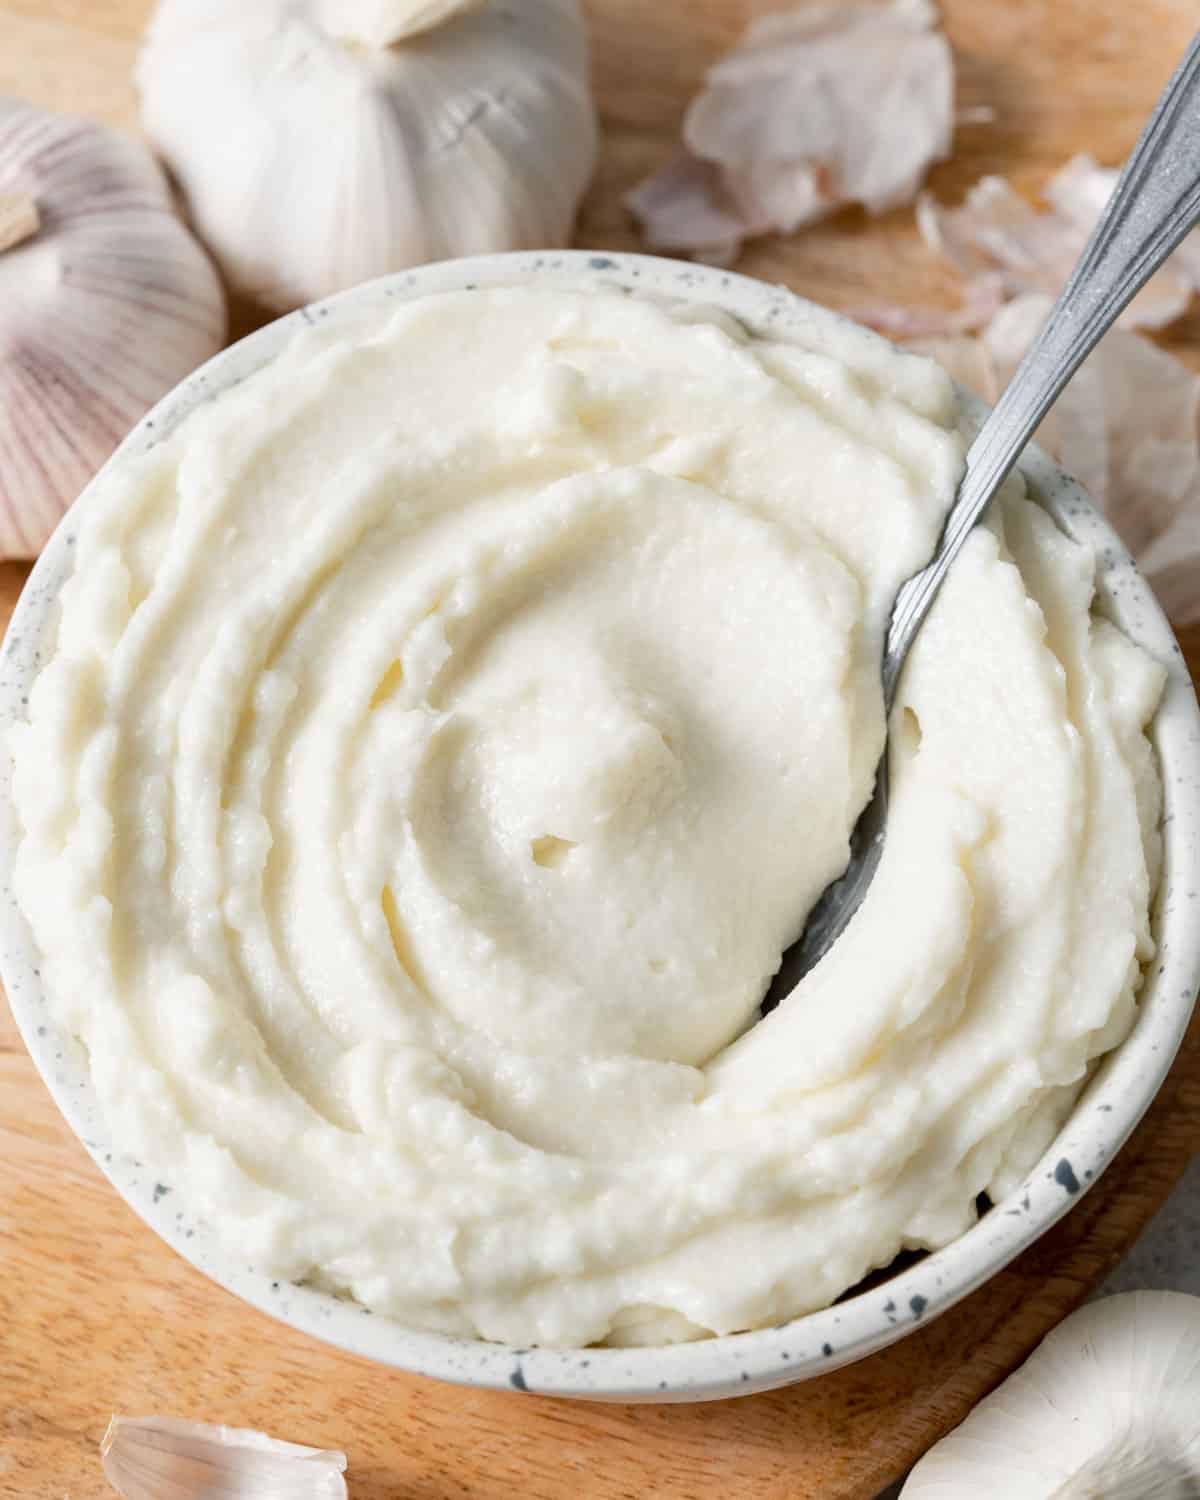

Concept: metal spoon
[[766, 32, 1200, 1005]]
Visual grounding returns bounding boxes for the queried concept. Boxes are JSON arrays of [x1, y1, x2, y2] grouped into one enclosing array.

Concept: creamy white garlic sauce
[[10, 284, 1164, 1346]]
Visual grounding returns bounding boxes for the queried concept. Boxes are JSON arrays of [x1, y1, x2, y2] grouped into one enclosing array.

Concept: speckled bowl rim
[[1, 250, 1198, 1404]]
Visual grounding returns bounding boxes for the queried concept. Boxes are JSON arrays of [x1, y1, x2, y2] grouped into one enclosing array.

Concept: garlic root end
[[324, 0, 485, 47], [0, 192, 39, 254]]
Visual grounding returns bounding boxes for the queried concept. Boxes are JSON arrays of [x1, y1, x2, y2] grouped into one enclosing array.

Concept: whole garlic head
[[901, 1292, 1200, 1498], [137, 0, 598, 312], [0, 99, 226, 559]]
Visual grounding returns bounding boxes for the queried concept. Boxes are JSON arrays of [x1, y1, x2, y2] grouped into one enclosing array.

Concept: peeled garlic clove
[[901, 1291, 1200, 1497], [138, 0, 598, 313], [101, 1415, 348, 1500], [0, 99, 226, 560]]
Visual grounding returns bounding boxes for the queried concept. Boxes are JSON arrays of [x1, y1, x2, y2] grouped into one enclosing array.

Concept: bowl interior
[[1, 250, 1198, 1402]]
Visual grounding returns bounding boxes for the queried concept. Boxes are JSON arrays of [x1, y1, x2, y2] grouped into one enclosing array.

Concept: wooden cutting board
[[2, 3, 1199, 1498]]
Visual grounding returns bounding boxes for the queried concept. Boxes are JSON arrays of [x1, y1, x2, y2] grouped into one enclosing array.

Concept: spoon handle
[[882, 29, 1200, 707]]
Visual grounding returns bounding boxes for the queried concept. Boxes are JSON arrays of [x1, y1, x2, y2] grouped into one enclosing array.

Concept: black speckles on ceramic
[[0, 250, 1198, 1404], [1055, 1159, 1082, 1195]]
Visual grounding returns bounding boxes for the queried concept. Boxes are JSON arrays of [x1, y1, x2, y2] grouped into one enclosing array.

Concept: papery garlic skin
[[918, 162, 1200, 334], [0, 100, 226, 559], [137, 0, 597, 312], [627, 0, 953, 262]]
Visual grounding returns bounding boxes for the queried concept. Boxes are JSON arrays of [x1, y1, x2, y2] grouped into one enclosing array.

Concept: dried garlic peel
[[627, 0, 953, 262], [918, 154, 1200, 332], [101, 1416, 348, 1500]]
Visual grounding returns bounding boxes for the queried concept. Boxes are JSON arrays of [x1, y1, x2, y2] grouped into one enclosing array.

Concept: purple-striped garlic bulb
[[0, 99, 226, 558]]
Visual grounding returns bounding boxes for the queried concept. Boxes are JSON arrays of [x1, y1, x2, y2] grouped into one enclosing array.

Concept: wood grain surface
[[2, 4, 1199, 1498]]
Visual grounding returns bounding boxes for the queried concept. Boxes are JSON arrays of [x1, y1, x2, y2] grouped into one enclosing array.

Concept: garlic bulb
[[100, 1415, 348, 1500], [137, 0, 598, 312], [0, 99, 226, 559], [901, 1292, 1200, 1497]]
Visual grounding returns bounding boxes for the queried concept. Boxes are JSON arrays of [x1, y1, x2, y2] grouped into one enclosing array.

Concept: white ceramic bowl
[[2, 251, 1199, 1403]]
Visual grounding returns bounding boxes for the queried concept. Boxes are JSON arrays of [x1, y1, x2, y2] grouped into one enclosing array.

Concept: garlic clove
[[138, 0, 597, 312], [0, 99, 226, 560], [100, 1415, 348, 1500], [900, 1292, 1200, 1497]]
